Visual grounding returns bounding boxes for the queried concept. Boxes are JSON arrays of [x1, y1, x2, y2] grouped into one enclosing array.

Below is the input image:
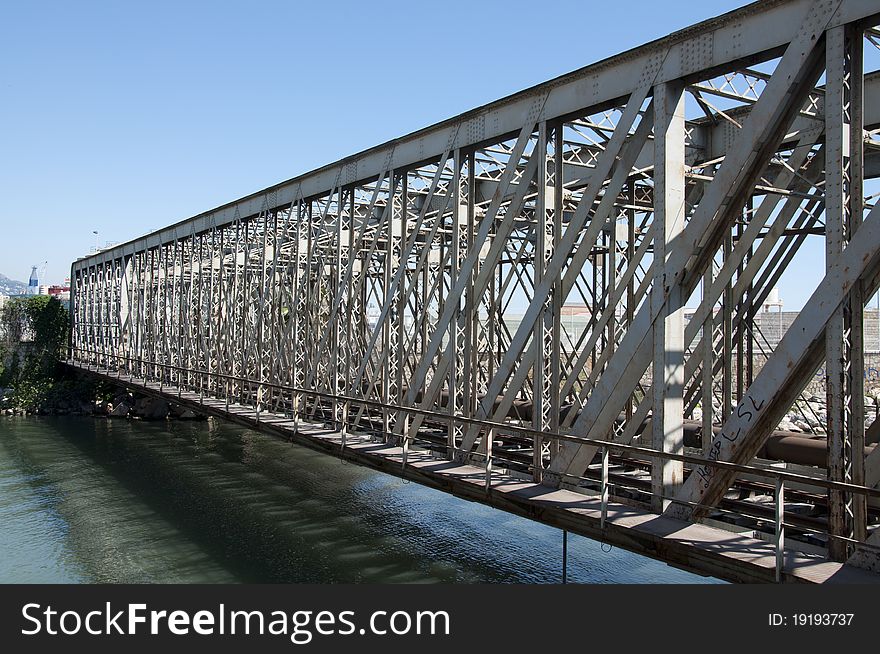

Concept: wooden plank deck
[[70, 362, 880, 584]]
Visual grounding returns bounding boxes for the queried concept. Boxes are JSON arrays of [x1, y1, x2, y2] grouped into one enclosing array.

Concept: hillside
[[0, 273, 28, 296]]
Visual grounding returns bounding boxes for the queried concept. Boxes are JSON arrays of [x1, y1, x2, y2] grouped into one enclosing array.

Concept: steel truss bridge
[[70, 0, 880, 583]]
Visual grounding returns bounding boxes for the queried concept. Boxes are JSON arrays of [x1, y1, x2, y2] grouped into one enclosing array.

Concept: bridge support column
[[447, 150, 468, 459], [826, 23, 867, 560], [651, 80, 686, 512], [532, 121, 561, 482]]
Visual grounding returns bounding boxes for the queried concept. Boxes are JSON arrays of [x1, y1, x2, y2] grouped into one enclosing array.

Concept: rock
[[112, 392, 134, 407], [109, 401, 131, 417], [133, 397, 169, 420], [167, 403, 202, 420]]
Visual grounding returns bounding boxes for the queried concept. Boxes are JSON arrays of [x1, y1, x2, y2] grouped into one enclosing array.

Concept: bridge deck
[[70, 361, 880, 584]]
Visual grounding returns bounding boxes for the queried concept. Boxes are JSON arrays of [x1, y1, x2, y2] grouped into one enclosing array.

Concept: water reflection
[[0, 417, 720, 584]]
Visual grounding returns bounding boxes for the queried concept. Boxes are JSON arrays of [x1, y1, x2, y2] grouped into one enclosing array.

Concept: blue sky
[[1, 0, 861, 311]]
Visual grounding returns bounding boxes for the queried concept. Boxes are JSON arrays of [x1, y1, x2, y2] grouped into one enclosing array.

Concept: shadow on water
[[0, 417, 722, 584]]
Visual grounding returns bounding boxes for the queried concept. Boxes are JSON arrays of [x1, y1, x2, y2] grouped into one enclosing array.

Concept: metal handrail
[[68, 346, 880, 500]]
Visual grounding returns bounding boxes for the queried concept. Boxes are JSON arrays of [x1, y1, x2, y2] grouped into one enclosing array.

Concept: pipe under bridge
[[69, 0, 880, 583]]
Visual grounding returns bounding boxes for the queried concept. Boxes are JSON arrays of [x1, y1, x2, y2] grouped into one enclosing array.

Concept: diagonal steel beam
[[550, 1, 835, 481], [351, 153, 455, 391], [459, 88, 654, 454], [401, 112, 545, 423], [667, 200, 880, 521]]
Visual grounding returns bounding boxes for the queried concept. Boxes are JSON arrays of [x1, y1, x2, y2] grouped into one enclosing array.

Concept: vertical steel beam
[[381, 173, 398, 440], [533, 121, 555, 481], [702, 265, 715, 455], [396, 175, 408, 422], [448, 148, 464, 456], [291, 199, 304, 424], [651, 80, 686, 511], [332, 190, 344, 424], [722, 233, 734, 420], [825, 23, 867, 559]]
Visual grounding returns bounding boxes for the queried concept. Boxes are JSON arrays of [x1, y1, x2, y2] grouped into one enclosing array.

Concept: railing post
[[341, 400, 349, 450], [401, 413, 410, 467], [256, 383, 261, 423], [447, 415, 455, 461], [293, 392, 299, 435], [382, 407, 390, 444], [601, 446, 609, 530], [485, 426, 494, 490], [775, 476, 785, 583]]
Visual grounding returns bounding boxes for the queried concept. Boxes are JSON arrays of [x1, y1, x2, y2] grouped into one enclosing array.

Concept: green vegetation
[[0, 295, 96, 413]]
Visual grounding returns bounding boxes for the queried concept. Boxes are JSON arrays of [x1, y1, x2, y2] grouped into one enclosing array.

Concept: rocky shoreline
[[0, 386, 205, 421]]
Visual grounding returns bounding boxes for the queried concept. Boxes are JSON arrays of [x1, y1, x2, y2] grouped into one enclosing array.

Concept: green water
[[0, 417, 718, 583]]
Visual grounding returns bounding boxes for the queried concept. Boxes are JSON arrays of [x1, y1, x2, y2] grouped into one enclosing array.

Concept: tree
[[27, 295, 68, 369], [0, 297, 29, 344], [0, 296, 69, 408]]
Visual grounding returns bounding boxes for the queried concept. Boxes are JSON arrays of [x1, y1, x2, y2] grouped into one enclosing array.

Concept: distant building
[[681, 308, 880, 354], [37, 285, 71, 302], [506, 304, 880, 356], [28, 266, 39, 295], [560, 303, 590, 317]]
